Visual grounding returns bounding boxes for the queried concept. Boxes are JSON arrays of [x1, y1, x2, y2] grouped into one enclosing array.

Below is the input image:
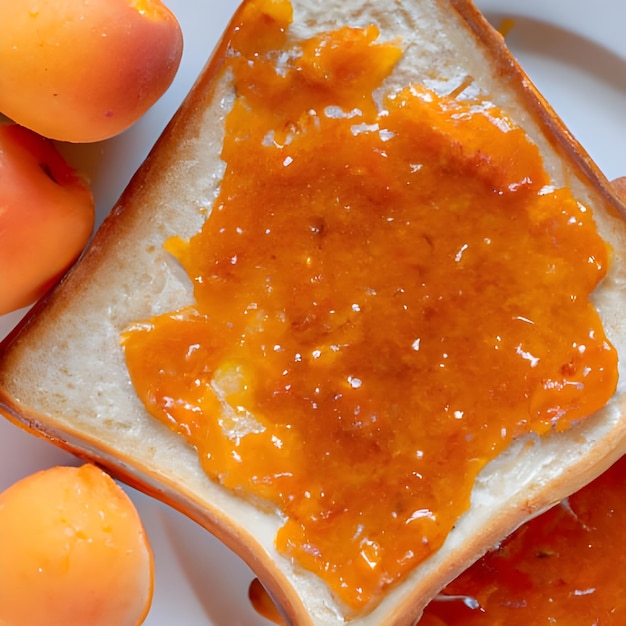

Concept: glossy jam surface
[[122, 0, 617, 611], [421, 455, 626, 626]]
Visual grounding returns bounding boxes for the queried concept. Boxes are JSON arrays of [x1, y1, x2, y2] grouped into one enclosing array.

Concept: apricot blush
[[0, 124, 95, 315]]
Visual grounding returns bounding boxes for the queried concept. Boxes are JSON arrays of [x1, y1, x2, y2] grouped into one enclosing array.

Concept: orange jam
[[122, 0, 617, 611], [420, 455, 626, 626]]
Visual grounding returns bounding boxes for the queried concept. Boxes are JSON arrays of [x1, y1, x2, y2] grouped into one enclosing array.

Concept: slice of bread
[[2, 0, 626, 624]]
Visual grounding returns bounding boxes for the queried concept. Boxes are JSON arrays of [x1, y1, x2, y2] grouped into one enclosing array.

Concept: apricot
[[0, 464, 154, 626], [0, 124, 95, 315], [0, 0, 183, 143]]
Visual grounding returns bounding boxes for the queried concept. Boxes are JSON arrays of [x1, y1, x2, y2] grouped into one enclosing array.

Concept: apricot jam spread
[[122, 0, 617, 611], [420, 455, 626, 625]]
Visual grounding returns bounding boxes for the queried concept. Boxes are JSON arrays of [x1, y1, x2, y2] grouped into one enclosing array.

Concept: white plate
[[1, 1, 625, 624]]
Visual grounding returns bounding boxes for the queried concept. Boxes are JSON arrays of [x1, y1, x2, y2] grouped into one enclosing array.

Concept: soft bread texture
[[2, 1, 626, 624]]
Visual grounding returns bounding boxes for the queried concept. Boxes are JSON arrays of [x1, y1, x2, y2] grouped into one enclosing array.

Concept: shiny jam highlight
[[420, 455, 626, 626], [122, 0, 617, 611]]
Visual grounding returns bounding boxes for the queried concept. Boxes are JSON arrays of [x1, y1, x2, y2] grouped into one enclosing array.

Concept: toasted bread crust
[[2, 1, 626, 624]]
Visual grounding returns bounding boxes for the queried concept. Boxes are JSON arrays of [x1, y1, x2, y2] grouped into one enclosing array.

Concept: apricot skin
[[0, 124, 95, 315], [0, 0, 183, 143], [0, 464, 154, 626]]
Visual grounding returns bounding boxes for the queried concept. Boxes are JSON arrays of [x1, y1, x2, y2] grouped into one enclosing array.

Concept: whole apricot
[[0, 464, 154, 626], [0, 124, 95, 315], [0, 0, 183, 143]]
